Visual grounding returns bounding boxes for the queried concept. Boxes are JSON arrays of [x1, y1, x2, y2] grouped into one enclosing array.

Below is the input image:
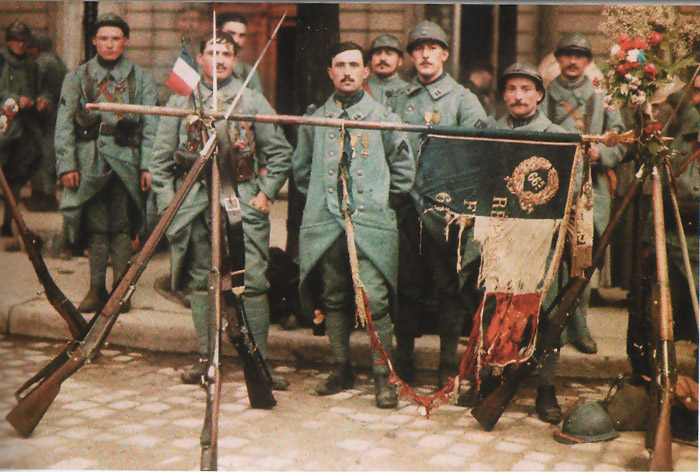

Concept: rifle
[[0, 166, 88, 339], [648, 166, 676, 471], [5, 134, 218, 438], [471, 164, 650, 431], [200, 126, 223, 470]]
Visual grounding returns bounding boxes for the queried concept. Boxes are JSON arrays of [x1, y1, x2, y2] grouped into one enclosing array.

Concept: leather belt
[[98, 123, 118, 136]]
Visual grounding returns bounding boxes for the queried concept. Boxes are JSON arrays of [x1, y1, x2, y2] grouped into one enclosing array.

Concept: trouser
[[317, 234, 393, 373], [30, 131, 57, 198], [84, 177, 133, 289], [1, 134, 41, 230]]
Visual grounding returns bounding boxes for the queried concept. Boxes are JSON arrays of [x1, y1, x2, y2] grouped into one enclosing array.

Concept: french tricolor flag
[[165, 45, 200, 96]]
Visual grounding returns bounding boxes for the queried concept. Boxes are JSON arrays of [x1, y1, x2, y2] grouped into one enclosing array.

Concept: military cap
[[407, 20, 448, 53], [92, 14, 130, 38], [368, 34, 403, 57], [6, 21, 32, 42], [555, 33, 592, 58], [498, 62, 545, 98]]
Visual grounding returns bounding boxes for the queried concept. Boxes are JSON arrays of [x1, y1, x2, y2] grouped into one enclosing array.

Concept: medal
[[360, 134, 370, 158]]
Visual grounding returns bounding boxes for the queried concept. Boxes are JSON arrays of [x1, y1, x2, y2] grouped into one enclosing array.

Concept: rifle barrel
[[85, 102, 633, 145]]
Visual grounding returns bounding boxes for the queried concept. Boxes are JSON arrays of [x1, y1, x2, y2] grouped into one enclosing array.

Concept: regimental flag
[[417, 129, 581, 377], [165, 45, 200, 96]]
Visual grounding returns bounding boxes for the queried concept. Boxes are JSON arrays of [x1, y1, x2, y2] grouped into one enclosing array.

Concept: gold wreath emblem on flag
[[505, 156, 559, 213]]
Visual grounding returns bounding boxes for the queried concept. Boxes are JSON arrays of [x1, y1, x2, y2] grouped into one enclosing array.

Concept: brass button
[[328, 187, 334, 194], [328, 169, 334, 175]]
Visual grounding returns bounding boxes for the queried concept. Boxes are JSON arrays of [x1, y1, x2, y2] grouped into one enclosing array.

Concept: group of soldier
[[1, 12, 697, 427]]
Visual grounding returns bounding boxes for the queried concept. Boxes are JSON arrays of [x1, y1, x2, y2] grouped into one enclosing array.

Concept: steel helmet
[[554, 401, 620, 444], [555, 33, 592, 58], [407, 20, 449, 53], [6, 21, 32, 42], [369, 34, 403, 57], [498, 62, 545, 98]]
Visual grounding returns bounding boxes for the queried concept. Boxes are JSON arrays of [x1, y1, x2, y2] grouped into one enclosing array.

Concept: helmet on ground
[[555, 33, 592, 58], [407, 20, 448, 53], [554, 401, 620, 444]]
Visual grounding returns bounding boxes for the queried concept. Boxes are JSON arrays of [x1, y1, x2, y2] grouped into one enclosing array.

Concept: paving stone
[[137, 402, 170, 413], [92, 432, 120, 442], [117, 424, 148, 434], [337, 439, 373, 452], [428, 453, 467, 468], [446, 442, 481, 457], [495, 440, 528, 453], [123, 434, 162, 448], [79, 407, 114, 419], [110, 400, 140, 410], [218, 454, 251, 469], [60, 427, 99, 439], [417, 433, 454, 449], [593, 464, 625, 471], [218, 436, 248, 449], [173, 417, 203, 428], [61, 400, 100, 411], [366, 447, 394, 458], [48, 458, 96, 469], [512, 460, 548, 471], [172, 437, 200, 449], [524, 451, 556, 463], [347, 412, 382, 423], [553, 461, 588, 471]]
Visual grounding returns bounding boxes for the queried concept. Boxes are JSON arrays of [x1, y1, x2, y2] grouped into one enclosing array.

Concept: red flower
[[644, 120, 662, 134], [620, 41, 633, 51], [592, 77, 601, 87], [644, 63, 658, 79], [615, 64, 628, 76], [627, 61, 639, 69], [617, 34, 631, 44], [631, 38, 649, 50], [616, 50, 627, 61], [647, 31, 663, 47]]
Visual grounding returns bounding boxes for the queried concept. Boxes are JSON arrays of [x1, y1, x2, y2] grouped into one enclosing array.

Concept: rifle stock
[[0, 166, 87, 338], [5, 135, 218, 437], [5, 343, 83, 437], [222, 289, 277, 409], [472, 167, 648, 430]]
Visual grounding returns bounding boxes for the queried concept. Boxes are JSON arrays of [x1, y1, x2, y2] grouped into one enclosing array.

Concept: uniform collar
[[88, 55, 133, 84], [406, 72, 455, 99], [324, 90, 373, 120], [549, 74, 593, 102], [507, 109, 540, 128], [370, 74, 401, 85]]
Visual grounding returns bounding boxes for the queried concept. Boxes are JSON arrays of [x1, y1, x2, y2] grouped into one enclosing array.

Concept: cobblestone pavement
[[0, 334, 697, 471]]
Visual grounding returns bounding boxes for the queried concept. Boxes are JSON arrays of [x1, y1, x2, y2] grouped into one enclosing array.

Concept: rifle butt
[[5, 382, 60, 438], [5, 345, 84, 437], [200, 446, 217, 471], [649, 387, 673, 471], [240, 354, 277, 409], [471, 375, 521, 431]]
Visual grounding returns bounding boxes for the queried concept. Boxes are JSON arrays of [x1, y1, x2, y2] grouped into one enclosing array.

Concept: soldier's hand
[[61, 171, 80, 189], [140, 171, 152, 192], [249, 191, 270, 213], [19, 96, 34, 109], [587, 144, 601, 162], [35, 97, 49, 112]]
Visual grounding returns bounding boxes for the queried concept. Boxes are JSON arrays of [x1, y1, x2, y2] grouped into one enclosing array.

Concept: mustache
[[376, 61, 390, 67]]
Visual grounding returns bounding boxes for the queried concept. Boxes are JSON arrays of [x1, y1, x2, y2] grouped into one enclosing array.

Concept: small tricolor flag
[[165, 45, 200, 96]]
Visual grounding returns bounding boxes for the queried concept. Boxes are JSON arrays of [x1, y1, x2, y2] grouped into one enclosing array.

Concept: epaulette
[[304, 104, 317, 116]]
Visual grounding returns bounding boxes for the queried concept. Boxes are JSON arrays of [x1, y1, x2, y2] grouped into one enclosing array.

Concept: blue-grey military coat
[[541, 74, 626, 234], [292, 92, 415, 318], [54, 56, 158, 244]]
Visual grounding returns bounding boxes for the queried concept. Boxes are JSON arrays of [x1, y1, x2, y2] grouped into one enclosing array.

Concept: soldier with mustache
[[541, 33, 626, 355], [389, 21, 488, 388], [364, 34, 407, 106]]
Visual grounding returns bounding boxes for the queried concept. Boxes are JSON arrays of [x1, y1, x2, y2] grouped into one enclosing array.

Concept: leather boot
[[374, 372, 398, 408], [315, 362, 354, 395], [395, 336, 416, 384], [536, 384, 563, 424], [79, 233, 109, 312], [181, 358, 208, 384], [78, 284, 109, 312], [245, 295, 288, 390], [111, 233, 132, 312]]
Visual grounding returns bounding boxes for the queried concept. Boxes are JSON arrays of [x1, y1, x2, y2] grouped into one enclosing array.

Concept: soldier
[[150, 32, 292, 387], [462, 61, 495, 115], [458, 63, 568, 424], [364, 34, 407, 106], [390, 20, 487, 387], [0, 21, 50, 246], [216, 12, 264, 95], [26, 31, 68, 212], [55, 15, 158, 312], [541, 33, 626, 354], [292, 42, 414, 408]]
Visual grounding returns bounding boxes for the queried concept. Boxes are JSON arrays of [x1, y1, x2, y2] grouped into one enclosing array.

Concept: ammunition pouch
[[113, 118, 143, 148], [73, 111, 102, 141], [232, 149, 255, 182], [173, 149, 201, 180]]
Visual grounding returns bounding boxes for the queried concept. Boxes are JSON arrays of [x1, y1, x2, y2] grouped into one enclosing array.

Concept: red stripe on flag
[[165, 73, 193, 96]]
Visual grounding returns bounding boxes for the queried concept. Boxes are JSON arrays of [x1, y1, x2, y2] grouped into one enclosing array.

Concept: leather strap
[[215, 120, 246, 288]]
